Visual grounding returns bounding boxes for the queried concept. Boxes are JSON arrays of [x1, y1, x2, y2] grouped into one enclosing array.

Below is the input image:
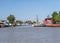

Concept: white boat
[[32, 24, 41, 27]]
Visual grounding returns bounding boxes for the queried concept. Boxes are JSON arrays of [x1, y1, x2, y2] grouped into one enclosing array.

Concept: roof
[[45, 18, 52, 20]]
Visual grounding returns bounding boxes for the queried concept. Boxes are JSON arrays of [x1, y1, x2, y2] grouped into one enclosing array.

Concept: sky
[[0, 0, 60, 21]]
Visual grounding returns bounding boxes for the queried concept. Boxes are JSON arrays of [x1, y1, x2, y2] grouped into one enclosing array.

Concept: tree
[[7, 14, 15, 24], [16, 20, 23, 24], [59, 11, 60, 16], [25, 20, 36, 24], [59, 11, 60, 21], [52, 11, 59, 23], [25, 20, 33, 24], [32, 21, 36, 24]]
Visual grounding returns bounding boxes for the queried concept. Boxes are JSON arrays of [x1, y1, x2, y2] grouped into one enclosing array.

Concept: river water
[[0, 26, 60, 43]]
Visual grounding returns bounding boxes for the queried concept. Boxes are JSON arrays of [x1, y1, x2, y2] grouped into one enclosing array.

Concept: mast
[[36, 15, 39, 24]]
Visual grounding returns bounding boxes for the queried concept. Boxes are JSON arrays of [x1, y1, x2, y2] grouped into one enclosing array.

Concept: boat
[[32, 15, 46, 27], [32, 15, 41, 27], [45, 24, 60, 27], [32, 24, 41, 27], [32, 24, 46, 27]]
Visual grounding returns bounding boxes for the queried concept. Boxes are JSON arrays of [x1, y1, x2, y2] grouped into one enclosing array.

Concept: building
[[45, 18, 53, 25], [44, 18, 60, 27]]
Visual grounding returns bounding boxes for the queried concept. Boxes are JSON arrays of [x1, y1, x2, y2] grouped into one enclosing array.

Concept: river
[[0, 26, 60, 43]]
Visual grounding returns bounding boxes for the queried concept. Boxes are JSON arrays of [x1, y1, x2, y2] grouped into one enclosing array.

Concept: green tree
[[25, 20, 36, 24], [16, 20, 23, 24], [59, 11, 60, 16], [7, 14, 15, 24], [32, 21, 36, 24], [59, 11, 60, 21], [25, 20, 33, 24], [52, 11, 59, 23]]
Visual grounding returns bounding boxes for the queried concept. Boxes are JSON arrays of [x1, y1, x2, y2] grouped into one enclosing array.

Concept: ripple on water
[[0, 26, 60, 43]]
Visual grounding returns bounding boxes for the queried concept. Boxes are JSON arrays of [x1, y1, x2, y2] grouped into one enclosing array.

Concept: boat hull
[[46, 24, 60, 27]]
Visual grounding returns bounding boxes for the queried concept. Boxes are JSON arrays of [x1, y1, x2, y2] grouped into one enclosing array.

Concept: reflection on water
[[0, 26, 60, 43]]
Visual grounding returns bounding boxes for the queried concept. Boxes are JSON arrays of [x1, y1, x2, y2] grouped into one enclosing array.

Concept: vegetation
[[16, 20, 23, 24], [7, 14, 15, 24], [32, 21, 36, 24], [52, 11, 60, 24], [7, 14, 36, 25], [25, 20, 36, 24]]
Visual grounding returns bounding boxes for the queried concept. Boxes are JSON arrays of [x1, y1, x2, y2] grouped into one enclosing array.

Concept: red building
[[45, 18, 52, 24], [45, 18, 60, 27]]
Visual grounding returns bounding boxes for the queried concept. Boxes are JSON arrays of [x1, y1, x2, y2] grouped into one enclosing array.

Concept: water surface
[[0, 26, 60, 43]]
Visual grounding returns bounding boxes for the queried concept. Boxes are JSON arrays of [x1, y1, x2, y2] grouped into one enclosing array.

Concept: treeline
[[7, 14, 36, 25]]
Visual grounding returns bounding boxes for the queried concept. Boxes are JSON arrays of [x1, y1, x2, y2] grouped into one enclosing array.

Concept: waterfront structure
[[0, 22, 4, 28], [45, 18, 60, 27], [45, 18, 52, 25], [0, 20, 8, 28]]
